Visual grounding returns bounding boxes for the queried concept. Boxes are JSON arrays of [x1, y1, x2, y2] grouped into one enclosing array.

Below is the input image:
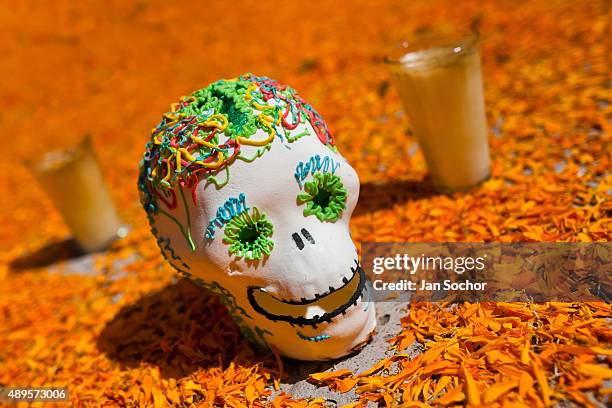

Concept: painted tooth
[[342, 276, 349, 284], [312, 324, 318, 329], [329, 286, 335, 292], [301, 297, 307, 303]]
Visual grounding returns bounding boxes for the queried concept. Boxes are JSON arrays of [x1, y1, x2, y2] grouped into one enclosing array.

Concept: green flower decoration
[[223, 207, 274, 260], [186, 79, 259, 137], [297, 172, 347, 222]]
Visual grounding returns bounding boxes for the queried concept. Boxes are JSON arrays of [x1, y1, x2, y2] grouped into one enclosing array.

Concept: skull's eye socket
[[223, 207, 274, 260], [297, 172, 347, 222]]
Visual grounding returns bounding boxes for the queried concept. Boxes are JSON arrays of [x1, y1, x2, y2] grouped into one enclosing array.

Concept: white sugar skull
[[138, 74, 376, 360]]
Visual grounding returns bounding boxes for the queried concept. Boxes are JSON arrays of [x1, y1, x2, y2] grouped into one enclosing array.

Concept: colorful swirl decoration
[[139, 73, 335, 199]]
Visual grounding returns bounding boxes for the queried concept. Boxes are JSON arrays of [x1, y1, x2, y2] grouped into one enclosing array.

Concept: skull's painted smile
[[247, 260, 367, 327]]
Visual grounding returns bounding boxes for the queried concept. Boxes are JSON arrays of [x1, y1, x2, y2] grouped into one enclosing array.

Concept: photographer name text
[[372, 279, 487, 291]]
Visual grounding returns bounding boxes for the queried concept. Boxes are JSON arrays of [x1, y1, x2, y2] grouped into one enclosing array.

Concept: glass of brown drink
[[385, 30, 490, 192], [26, 136, 126, 252]]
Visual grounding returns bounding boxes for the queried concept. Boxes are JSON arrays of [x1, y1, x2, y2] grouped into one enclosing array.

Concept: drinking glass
[[385, 30, 490, 192], [26, 136, 126, 252]]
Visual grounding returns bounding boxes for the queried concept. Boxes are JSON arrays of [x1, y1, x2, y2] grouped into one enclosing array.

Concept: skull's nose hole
[[300, 228, 315, 245], [292, 233, 305, 250]]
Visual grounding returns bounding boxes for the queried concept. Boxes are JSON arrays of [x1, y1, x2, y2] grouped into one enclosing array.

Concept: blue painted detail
[[294, 154, 340, 189], [297, 331, 332, 342], [205, 193, 249, 239]]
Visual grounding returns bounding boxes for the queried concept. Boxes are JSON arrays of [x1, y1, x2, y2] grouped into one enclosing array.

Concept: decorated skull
[[138, 74, 376, 360]]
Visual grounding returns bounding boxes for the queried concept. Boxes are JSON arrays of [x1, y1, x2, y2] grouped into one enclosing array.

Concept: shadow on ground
[[9, 238, 84, 271], [96, 277, 380, 385], [354, 178, 437, 216], [97, 278, 280, 379]]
